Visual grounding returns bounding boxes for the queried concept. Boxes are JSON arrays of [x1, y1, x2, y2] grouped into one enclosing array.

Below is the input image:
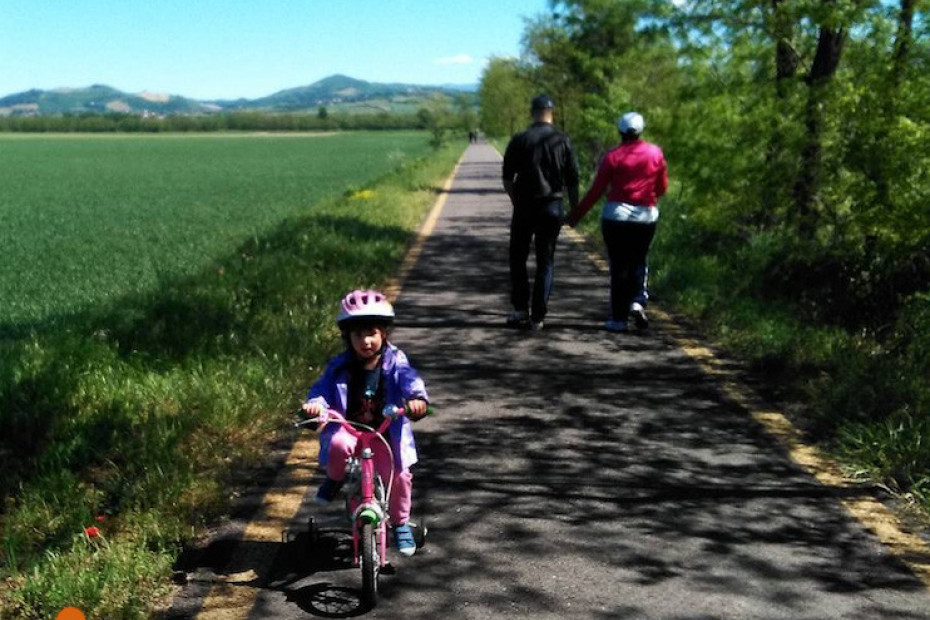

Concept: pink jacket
[[570, 139, 668, 223]]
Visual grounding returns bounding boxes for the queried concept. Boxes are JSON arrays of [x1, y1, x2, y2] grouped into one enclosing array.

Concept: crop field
[[0, 131, 431, 331]]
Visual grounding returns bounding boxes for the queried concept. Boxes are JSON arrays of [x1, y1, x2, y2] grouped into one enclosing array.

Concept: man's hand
[[503, 179, 515, 203], [405, 398, 429, 421]]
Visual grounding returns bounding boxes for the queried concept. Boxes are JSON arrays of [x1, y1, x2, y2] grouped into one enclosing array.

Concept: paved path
[[170, 143, 930, 619]]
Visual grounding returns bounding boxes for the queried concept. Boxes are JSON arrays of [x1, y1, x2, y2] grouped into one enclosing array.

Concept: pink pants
[[326, 426, 413, 525]]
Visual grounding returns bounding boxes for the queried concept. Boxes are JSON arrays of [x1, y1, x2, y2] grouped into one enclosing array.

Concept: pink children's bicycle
[[295, 405, 426, 608]]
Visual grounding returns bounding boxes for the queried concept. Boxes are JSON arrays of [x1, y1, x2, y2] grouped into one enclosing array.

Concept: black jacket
[[502, 122, 579, 207]]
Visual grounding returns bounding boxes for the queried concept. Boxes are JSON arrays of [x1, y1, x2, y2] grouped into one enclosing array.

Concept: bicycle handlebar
[[295, 405, 406, 436]]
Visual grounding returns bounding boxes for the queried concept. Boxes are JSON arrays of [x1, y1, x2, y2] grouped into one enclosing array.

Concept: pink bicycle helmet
[[336, 289, 395, 327]]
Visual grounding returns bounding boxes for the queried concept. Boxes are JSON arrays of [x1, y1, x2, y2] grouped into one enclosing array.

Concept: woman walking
[[566, 112, 667, 332]]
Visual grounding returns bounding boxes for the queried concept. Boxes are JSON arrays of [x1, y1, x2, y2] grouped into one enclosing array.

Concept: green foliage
[[835, 410, 930, 503], [0, 137, 465, 618], [3, 532, 174, 620], [415, 98, 456, 148], [478, 57, 534, 137]]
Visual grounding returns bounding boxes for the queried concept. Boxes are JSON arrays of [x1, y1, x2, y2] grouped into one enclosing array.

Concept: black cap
[[531, 93, 555, 111]]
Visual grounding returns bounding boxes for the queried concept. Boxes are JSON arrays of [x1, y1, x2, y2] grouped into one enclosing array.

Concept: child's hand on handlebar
[[301, 401, 324, 419], [405, 398, 429, 421]]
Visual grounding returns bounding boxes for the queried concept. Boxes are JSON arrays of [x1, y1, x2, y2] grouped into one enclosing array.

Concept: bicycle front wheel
[[360, 521, 379, 608]]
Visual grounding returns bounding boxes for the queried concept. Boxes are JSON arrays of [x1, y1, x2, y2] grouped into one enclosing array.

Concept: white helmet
[[618, 112, 645, 136]]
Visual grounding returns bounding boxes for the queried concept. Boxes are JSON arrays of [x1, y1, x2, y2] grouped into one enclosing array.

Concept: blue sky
[[1, 0, 550, 100]]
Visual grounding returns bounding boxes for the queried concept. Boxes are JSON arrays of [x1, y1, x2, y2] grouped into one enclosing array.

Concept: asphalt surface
[[168, 142, 930, 619]]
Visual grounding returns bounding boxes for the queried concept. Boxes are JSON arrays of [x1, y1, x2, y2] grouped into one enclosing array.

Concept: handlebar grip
[[294, 413, 320, 430]]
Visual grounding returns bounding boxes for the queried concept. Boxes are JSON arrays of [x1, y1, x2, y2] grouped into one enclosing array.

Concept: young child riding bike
[[301, 289, 430, 556]]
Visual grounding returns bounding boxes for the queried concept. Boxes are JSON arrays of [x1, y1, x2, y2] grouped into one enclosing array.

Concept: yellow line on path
[[564, 226, 930, 588], [191, 150, 465, 620], [192, 438, 319, 620]]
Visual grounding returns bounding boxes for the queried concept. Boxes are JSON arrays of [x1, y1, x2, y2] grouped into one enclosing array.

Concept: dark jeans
[[602, 219, 657, 321], [509, 199, 563, 321]]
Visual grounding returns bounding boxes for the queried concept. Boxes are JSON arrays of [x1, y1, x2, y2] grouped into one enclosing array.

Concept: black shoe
[[506, 309, 530, 328]]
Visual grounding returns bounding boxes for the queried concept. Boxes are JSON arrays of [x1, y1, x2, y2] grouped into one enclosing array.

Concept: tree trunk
[[792, 22, 848, 239], [891, 0, 915, 95], [759, 0, 800, 228], [772, 0, 800, 99], [869, 0, 915, 213]]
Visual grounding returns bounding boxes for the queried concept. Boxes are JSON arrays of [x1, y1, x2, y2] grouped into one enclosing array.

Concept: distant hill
[[0, 84, 211, 117], [223, 74, 472, 111], [0, 75, 477, 117]]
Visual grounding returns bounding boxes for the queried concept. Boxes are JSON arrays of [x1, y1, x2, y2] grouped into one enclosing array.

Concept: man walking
[[502, 94, 579, 331]]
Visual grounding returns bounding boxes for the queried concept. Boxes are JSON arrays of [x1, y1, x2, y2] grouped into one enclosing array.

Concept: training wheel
[[412, 519, 428, 549], [307, 516, 318, 547]]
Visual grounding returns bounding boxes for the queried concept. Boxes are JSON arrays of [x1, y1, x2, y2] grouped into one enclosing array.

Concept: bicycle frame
[[298, 406, 403, 606], [343, 415, 395, 569]]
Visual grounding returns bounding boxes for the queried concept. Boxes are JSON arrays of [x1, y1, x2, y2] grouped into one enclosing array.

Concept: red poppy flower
[[84, 526, 100, 538]]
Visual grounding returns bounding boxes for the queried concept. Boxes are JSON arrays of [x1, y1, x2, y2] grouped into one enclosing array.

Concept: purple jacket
[[306, 343, 428, 470]]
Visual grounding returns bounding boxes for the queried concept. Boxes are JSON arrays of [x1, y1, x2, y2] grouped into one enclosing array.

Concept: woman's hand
[[405, 398, 429, 421]]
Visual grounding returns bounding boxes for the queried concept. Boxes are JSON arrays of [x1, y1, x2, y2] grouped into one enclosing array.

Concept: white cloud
[[434, 54, 474, 66]]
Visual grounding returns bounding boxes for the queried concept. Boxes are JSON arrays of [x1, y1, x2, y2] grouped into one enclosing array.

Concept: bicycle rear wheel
[[360, 521, 379, 608]]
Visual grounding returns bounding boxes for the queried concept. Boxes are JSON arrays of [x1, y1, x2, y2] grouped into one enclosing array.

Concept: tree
[[524, 1, 678, 166], [478, 57, 533, 137], [790, 1, 869, 239]]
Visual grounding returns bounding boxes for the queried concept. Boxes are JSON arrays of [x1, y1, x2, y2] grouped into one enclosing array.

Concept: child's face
[[349, 325, 384, 360]]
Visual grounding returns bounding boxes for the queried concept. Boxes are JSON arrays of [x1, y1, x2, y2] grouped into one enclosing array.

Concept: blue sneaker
[[394, 523, 416, 557], [313, 477, 343, 505]]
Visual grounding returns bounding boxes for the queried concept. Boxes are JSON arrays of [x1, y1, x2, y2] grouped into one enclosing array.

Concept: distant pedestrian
[[566, 112, 667, 333], [502, 94, 580, 331]]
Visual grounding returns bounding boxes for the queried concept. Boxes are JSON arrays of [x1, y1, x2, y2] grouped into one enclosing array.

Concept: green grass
[[0, 132, 431, 330], [0, 134, 466, 619], [645, 194, 930, 518]]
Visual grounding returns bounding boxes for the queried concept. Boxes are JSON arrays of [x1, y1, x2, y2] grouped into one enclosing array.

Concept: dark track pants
[[509, 201, 563, 322], [602, 219, 657, 321]]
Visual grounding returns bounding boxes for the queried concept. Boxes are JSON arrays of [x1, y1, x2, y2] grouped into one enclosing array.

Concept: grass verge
[[648, 195, 930, 518], [0, 141, 465, 619]]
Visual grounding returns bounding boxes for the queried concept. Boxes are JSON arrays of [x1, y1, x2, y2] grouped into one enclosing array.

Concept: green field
[[0, 132, 431, 330]]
